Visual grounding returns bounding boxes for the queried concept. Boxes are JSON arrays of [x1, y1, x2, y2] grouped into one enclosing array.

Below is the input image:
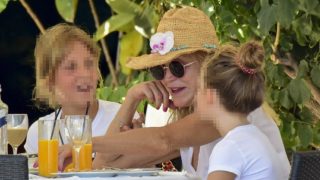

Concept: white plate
[[55, 170, 160, 178]]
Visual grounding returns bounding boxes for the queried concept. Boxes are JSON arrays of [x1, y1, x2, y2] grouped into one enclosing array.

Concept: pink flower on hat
[[150, 31, 174, 55]]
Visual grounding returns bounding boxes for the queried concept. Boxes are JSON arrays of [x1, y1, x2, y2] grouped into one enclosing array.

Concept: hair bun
[[238, 41, 265, 71]]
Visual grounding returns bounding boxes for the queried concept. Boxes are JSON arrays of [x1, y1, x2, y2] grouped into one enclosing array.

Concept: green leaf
[[309, 29, 320, 48], [199, 1, 215, 17], [299, 107, 313, 123], [292, 15, 312, 46], [279, 88, 292, 109], [257, 0, 277, 35], [288, 78, 311, 104], [297, 60, 309, 78], [313, 122, 320, 145], [313, 126, 320, 145], [134, 5, 158, 38], [309, 4, 320, 18], [119, 30, 143, 75], [108, 86, 127, 103], [0, 0, 9, 13], [106, 0, 141, 15], [298, 0, 319, 13], [311, 65, 320, 88], [97, 86, 113, 100], [55, 0, 78, 22], [298, 124, 313, 147], [275, 0, 297, 28], [94, 13, 135, 41], [219, 8, 234, 24], [137, 100, 147, 113]]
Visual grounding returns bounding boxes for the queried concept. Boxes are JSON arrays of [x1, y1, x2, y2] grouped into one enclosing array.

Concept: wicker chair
[[0, 155, 28, 180], [290, 151, 320, 180]]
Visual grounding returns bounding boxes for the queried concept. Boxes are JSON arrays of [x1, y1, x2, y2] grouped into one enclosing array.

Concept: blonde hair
[[201, 41, 265, 114], [34, 23, 101, 108]]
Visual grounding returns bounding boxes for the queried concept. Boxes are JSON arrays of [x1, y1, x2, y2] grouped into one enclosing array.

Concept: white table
[[29, 171, 200, 180]]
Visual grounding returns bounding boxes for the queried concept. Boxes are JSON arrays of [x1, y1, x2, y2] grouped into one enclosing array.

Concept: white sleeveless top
[[180, 107, 291, 180]]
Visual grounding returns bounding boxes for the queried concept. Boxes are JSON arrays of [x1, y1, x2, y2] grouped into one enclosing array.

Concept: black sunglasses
[[149, 61, 197, 80]]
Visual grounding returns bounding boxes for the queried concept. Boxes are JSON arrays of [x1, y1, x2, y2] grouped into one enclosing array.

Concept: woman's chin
[[172, 99, 193, 109]]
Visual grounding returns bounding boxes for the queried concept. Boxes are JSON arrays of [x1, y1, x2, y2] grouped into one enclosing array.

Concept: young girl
[[197, 41, 287, 179], [25, 23, 122, 154]]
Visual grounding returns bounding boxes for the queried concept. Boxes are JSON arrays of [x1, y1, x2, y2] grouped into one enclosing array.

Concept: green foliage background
[[1, 0, 320, 154]]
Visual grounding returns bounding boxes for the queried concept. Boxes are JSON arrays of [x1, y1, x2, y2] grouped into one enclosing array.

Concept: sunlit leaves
[[134, 5, 158, 38], [0, 0, 9, 13], [97, 85, 127, 103], [96, 1, 157, 40], [106, 0, 142, 14], [199, 1, 215, 17], [55, 0, 78, 22], [94, 13, 135, 41], [119, 30, 143, 75]]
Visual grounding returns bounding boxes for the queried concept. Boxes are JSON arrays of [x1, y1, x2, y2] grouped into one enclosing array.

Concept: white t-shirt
[[208, 124, 286, 180], [180, 107, 290, 180], [24, 100, 122, 154]]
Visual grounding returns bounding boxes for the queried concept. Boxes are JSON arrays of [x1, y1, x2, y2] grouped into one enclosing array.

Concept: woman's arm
[[93, 112, 220, 155], [207, 171, 236, 180], [93, 150, 180, 169], [59, 113, 220, 170]]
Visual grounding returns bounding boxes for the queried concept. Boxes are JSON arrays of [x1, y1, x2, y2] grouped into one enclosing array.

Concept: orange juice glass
[[38, 119, 60, 177], [69, 143, 92, 171], [62, 115, 92, 172]]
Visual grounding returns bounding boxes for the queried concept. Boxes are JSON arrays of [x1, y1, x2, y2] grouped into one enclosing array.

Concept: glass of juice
[[38, 119, 59, 177], [6, 114, 28, 155], [62, 115, 92, 172]]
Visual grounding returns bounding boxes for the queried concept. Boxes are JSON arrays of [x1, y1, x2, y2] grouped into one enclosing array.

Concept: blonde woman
[[25, 24, 122, 154], [59, 7, 290, 179]]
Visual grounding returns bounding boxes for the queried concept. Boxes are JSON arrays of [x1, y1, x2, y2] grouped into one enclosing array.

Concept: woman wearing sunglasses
[[59, 7, 290, 179]]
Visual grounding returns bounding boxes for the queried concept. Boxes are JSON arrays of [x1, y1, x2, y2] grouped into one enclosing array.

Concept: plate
[[55, 170, 160, 178]]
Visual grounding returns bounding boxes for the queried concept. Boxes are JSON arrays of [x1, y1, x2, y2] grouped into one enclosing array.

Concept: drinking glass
[[38, 119, 59, 177], [6, 114, 28, 154], [62, 115, 91, 171]]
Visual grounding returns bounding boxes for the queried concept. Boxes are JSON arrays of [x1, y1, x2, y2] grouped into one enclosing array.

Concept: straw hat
[[126, 6, 219, 70]]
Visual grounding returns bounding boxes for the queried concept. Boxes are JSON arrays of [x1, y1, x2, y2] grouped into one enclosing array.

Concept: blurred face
[[53, 41, 98, 106], [195, 71, 222, 121], [196, 87, 216, 121], [160, 54, 201, 108]]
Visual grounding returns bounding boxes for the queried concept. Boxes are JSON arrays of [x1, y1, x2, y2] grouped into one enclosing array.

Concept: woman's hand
[[120, 113, 145, 131], [126, 81, 175, 112], [58, 144, 73, 171]]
